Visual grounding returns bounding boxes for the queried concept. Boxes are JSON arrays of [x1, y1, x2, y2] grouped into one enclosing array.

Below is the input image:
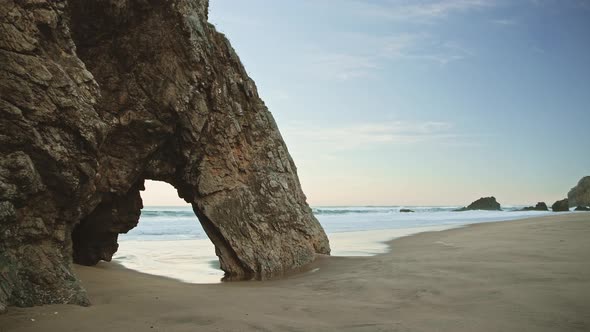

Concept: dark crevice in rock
[[72, 180, 143, 266]]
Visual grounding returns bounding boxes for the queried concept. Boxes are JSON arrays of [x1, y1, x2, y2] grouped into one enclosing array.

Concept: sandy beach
[[3, 2, 589, 331], [1, 213, 589, 332]]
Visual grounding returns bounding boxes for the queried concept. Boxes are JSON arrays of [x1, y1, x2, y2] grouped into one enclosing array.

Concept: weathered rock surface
[[454, 197, 501, 211], [551, 199, 569, 212], [520, 202, 548, 211], [0, 0, 329, 309], [568, 176, 590, 208], [574, 206, 590, 211]]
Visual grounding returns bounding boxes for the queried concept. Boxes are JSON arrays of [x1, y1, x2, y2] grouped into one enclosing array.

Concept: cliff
[[0, 0, 329, 309], [568, 176, 590, 208]]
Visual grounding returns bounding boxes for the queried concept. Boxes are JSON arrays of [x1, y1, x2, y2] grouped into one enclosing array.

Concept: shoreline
[[113, 211, 557, 284], [113, 224, 460, 284], [1, 213, 589, 331]]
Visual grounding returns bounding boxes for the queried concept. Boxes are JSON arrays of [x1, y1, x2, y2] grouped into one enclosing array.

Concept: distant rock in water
[[520, 202, 549, 211], [400, 209, 414, 213], [568, 176, 590, 207], [536, 202, 549, 210], [551, 199, 569, 212], [574, 206, 590, 211], [454, 197, 502, 211]]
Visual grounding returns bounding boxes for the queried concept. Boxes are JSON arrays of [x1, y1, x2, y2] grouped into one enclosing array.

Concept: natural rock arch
[[0, 0, 329, 309]]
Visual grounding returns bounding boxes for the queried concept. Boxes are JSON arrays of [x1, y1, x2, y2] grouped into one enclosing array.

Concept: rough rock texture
[[520, 202, 548, 211], [0, 0, 329, 309], [574, 206, 590, 211], [568, 176, 590, 208], [454, 196, 501, 211], [551, 199, 569, 212]]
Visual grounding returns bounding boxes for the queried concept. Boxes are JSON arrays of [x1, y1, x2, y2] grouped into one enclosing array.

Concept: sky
[[142, 0, 590, 206]]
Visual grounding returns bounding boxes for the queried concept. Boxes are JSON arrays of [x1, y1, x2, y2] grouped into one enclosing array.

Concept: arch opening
[[72, 180, 225, 283], [116, 180, 224, 283]]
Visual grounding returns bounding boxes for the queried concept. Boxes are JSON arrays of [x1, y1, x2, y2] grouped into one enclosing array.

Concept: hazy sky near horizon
[[142, 0, 590, 206]]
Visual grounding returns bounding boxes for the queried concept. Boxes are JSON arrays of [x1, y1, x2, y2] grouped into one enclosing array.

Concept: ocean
[[113, 205, 555, 283]]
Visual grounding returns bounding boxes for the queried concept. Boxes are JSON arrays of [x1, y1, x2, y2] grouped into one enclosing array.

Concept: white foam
[[113, 239, 223, 283]]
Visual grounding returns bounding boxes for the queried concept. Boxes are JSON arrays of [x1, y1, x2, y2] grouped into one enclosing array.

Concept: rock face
[[568, 176, 590, 208], [520, 202, 549, 211], [551, 199, 569, 212], [0, 0, 330, 309], [574, 206, 590, 211], [455, 197, 501, 211]]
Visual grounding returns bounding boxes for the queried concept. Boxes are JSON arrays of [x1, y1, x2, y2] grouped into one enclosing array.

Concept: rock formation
[[574, 206, 590, 211], [568, 176, 590, 208], [399, 209, 414, 213], [454, 197, 501, 211], [0, 0, 330, 309], [551, 199, 569, 212], [520, 202, 548, 211]]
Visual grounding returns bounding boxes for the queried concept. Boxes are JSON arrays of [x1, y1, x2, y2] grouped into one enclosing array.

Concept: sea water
[[113, 206, 554, 283]]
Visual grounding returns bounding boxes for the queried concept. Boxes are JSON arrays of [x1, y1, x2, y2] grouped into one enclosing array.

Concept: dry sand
[[1, 213, 589, 332]]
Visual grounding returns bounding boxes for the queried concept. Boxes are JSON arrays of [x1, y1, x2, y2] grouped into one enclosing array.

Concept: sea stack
[[455, 197, 502, 211], [551, 199, 570, 212], [568, 176, 590, 207], [520, 202, 549, 211], [0, 0, 329, 308]]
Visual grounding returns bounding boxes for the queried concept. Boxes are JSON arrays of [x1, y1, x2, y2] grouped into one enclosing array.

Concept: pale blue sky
[[144, 0, 590, 206]]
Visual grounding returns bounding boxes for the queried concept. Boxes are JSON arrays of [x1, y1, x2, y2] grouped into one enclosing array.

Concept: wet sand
[[1, 213, 589, 331]]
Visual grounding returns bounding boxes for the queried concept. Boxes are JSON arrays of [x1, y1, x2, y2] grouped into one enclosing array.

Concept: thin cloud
[[375, 33, 425, 57], [310, 53, 380, 80], [282, 121, 455, 150], [353, 0, 494, 23], [491, 18, 518, 25], [308, 34, 474, 79], [307, 0, 496, 79], [391, 39, 475, 65]]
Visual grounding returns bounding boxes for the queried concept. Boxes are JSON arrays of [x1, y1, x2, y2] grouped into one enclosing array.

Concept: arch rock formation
[[0, 0, 330, 309]]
